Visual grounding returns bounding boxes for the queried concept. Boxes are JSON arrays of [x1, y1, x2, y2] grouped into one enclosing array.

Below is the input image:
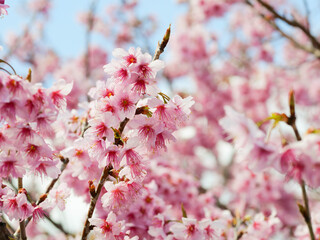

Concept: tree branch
[[14, 157, 71, 238], [0, 220, 14, 240], [38, 157, 70, 205], [254, 0, 320, 49], [285, 90, 315, 240], [80, 164, 113, 240], [245, 0, 320, 58], [81, 26, 172, 239], [153, 24, 171, 61], [18, 178, 27, 240], [0, 59, 17, 75]]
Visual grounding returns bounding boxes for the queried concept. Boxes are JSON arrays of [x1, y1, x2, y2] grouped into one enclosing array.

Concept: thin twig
[[153, 24, 171, 61], [18, 178, 27, 240], [1, 215, 14, 235], [0, 220, 14, 240], [14, 157, 71, 237], [245, 0, 320, 58], [214, 196, 235, 217], [81, 118, 90, 137], [80, 164, 113, 240], [0, 59, 17, 75], [285, 90, 315, 240], [300, 180, 315, 240], [255, 0, 320, 49], [0, 67, 12, 75], [45, 216, 72, 236], [38, 157, 70, 205], [81, 111, 129, 238]]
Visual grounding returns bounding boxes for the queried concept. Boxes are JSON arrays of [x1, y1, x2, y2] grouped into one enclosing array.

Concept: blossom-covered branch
[[14, 156, 70, 237], [2, 0, 320, 239], [79, 25, 190, 239]]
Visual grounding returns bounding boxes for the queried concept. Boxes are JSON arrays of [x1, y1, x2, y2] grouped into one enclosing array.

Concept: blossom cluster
[[55, 47, 195, 238], [0, 71, 72, 221], [2, 0, 320, 239], [219, 106, 320, 189], [163, 0, 320, 239]]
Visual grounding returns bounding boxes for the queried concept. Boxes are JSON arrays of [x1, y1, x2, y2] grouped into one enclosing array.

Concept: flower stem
[[18, 177, 27, 240], [80, 164, 112, 240], [14, 157, 71, 237], [0, 220, 13, 239], [0, 59, 17, 75], [300, 180, 315, 240], [286, 90, 315, 240], [153, 24, 171, 61]]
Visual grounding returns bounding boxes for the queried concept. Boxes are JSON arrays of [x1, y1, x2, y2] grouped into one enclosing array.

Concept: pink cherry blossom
[[170, 218, 203, 240], [103, 145, 121, 169], [104, 60, 132, 83], [2, 2, 320, 238], [2, 192, 20, 220], [114, 89, 139, 120], [90, 211, 125, 239], [84, 112, 117, 141], [16, 192, 34, 220], [133, 53, 164, 79], [32, 203, 47, 222], [102, 181, 128, 212], [0, 152, 26, 178], [47, 183, 71, 211], [0, 0, 9, 16], [112, 47, 142, 66], [48, 79, 73, 109]]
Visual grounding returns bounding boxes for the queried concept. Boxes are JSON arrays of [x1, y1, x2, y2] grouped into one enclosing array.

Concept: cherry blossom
[[2, 1, 320, 239], [0, 0, 9, 16]]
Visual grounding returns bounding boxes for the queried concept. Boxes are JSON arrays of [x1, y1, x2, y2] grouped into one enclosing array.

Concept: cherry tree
[[1, 0, 320, 240]]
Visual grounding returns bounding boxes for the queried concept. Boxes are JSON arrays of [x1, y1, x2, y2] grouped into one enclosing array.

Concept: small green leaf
[[257, 113, 288, 127], [298, 203, 309, 222], [26, 68, 32, 82], [181, 203, 187, 218], [289, 90, 295, 116], [111, 127, 121, 139]]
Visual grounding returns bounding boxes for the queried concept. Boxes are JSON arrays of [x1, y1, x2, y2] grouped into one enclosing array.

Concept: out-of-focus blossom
[[0, 0, 9, 16]]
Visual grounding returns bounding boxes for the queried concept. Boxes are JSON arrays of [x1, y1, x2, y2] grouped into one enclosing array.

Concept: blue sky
[[1, 0, 320, 90], [0, 0, 187, 60], [1, 0, 320, 60]]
